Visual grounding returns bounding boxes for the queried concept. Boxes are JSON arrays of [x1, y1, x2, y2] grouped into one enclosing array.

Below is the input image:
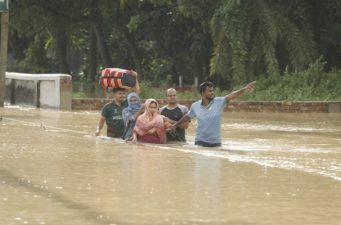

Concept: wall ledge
[[72, 98, 341, 113]]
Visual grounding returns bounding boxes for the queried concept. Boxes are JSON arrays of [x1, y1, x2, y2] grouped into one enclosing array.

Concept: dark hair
[[199, 81, 214, 95], [112, 87, 126, 93]]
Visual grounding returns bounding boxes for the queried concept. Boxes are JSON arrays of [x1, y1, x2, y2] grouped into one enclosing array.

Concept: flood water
[[1, 107, 340, 225]]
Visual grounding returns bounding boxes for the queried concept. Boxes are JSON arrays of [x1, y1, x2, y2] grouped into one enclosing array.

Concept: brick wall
[[72, 98, 341, 113]]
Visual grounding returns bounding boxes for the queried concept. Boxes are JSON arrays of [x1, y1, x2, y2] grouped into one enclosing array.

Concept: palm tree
[[210, 0, 316, 85]]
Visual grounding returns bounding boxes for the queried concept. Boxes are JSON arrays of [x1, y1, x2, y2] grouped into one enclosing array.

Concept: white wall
[[5, 72, 72, 110]]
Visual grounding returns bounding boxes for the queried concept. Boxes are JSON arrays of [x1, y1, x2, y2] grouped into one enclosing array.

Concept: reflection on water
[[0, 107, 340, 225]]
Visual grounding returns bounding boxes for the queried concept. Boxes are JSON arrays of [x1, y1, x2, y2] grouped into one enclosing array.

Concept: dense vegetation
[[6, 0, 341, 100]]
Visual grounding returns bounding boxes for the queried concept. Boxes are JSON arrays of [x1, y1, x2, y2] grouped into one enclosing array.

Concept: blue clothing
[[122, 108, 136, 140], [187, 97, 228, 144], [122, 92, 142, 140], [126, 92, 142, 113]]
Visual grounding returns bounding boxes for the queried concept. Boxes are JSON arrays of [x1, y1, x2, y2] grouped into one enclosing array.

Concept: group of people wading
[[95, 72, 256, 147]]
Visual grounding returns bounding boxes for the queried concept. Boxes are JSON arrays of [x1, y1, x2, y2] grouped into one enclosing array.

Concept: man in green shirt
[[95, 73, 140, 138]]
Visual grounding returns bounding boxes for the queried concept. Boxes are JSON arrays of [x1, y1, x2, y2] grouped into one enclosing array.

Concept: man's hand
[[95, 130, 100, 136], [166, 115, 190, 132], [147, 128, 156, 134], [131, 70, 141, 94], [245, 81, 256, 90], [131, 70, 138, 77], [177, 121, 190, 129]]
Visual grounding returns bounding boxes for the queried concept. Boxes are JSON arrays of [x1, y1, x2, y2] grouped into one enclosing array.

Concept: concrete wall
[[72, 98, 341, 113], [5, 72, 72, 110]]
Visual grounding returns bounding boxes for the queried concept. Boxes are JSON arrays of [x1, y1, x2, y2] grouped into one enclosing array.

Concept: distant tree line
[[6, 0, 341, 90]]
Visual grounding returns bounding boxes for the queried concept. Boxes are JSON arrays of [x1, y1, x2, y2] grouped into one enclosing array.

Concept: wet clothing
[[134, 99, 166, 143], [140, 133, 161, 144], [101, 100, 128, 138], [195, 141, 221, 147], [187, 97, 228, 146], [122, 93, 142, 140], [121, 119, 135, 140], [160, 104, 189, 142]]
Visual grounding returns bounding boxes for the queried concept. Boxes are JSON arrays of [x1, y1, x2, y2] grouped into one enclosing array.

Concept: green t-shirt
[[101, 100, 128, 138]]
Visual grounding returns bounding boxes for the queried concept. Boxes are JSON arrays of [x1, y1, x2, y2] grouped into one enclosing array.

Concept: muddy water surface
[[0, 107, 340, 225]]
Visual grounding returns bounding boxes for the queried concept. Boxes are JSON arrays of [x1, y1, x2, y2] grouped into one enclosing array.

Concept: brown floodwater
[[0, 106, 340, 225]]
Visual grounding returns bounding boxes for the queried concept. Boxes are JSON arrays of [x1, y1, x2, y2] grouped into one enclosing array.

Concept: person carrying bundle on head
[[95, 69, 141, 138]]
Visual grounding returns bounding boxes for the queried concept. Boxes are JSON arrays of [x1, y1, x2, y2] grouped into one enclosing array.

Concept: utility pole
[[0, 0, 9, 107]]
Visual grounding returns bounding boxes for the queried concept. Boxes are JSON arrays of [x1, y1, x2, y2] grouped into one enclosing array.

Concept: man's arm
[[131, 70, 141, 94], [177, 120, 190, 129], [170, 115, 191, 130], [95, 117, 106, 136], [226, 81, 256, 101], [163, 116, 176, 124], [177, 105, 190, 129]]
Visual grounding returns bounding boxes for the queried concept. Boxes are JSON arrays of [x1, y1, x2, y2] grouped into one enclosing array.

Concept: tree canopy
[[6, 0, 341, 90]]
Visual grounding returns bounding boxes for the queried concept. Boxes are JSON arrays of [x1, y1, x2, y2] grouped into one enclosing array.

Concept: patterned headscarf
[[133, 98, 166, 143]]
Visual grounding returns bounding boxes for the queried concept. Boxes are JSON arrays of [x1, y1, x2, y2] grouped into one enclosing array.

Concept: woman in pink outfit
[[132, 98, 173, 144]]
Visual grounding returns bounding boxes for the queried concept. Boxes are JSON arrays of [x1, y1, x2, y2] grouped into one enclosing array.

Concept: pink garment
[[140, 133, 161, 144], [134, 99, 166, 143]]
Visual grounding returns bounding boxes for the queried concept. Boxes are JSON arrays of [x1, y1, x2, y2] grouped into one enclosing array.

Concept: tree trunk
[[53, 25, 70, 74], [124, 33, 141, 73], [88, 22, 97, 81], [94, 22, 112, 67]]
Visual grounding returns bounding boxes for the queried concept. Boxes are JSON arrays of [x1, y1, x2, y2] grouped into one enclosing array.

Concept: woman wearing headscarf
[[122, 92, 143, 140], [132, 98, 174, 144]]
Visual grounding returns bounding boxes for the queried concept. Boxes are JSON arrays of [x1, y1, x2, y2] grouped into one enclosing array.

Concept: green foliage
[[72, 92, 88, 99], [72, 81, 106, 98], [10, 35, 56, 73], [138, 81, 166, 100], [7, 0, 341, 102], [210, 0, 318, 85], [238, 57, 341, 101], [139, 82, 200, 100], [127, 15, 141, 33], [73, 57, 341, 101]]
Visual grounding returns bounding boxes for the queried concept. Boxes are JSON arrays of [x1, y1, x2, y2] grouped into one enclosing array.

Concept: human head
[[127, 92, 142, 113], [144, 98, 160, 118], [199, 81, 214, 99], [113, 87, 127, 102], [149, 101, 158, 115], [165, 88, 177, 105]]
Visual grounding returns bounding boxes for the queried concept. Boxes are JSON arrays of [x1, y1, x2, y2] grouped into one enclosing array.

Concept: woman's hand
[[132, 133, 138, 143], [147, 128, 156, 134], [132, 136, 137, 143]]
